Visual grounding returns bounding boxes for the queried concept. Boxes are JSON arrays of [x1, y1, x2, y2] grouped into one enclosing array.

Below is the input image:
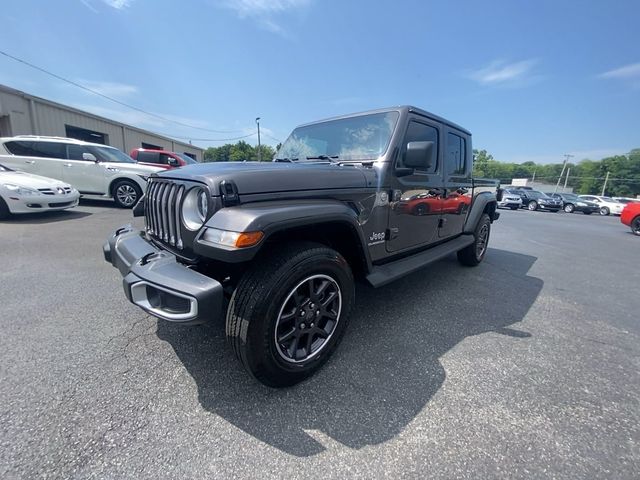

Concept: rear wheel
[[527, 201, 538, 211], [564, 204, 574, 213], [600, 206, 610, 216], [457, 213, 491, 267], [226, 242, 354, 387], [0, 197, 10, 219], [112, 179, 142, 209], [631, 216, 640, 236]]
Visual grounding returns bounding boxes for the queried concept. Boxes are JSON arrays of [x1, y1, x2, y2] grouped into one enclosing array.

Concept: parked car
[[0, 136, 164, 208], [497, 188, 523, 210], [620, 202, 640, 235], [613, 197, 640, 205], [130, 148, 198, 170], [578, 195, 624, 216], [546, 192, 599, 214], [0, 163, 79, 218], [104, 105, 501, 387], [513, 189, 562, 211]]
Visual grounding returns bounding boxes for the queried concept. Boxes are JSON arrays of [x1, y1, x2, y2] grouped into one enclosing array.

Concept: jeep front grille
[[145, 180, 185, 249]]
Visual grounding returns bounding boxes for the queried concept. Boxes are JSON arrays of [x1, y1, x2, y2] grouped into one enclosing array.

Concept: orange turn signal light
[[235, 231, 264, 248]]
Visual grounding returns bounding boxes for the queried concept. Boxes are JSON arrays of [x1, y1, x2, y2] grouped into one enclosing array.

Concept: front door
[[387, 118, 443, 253], [439, 131, 472, 238], [63, 144, 108, 194]]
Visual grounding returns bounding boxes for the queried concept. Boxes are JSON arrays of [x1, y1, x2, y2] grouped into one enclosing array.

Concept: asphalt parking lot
[[1, 202, 638, 479]]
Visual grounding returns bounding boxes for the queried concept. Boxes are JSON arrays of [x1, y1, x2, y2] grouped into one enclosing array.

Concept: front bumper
[[103, 225, 224, 325], [6, 191, 80, 214]]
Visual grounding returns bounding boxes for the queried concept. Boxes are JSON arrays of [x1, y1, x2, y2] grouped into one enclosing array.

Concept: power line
[[0, 49, 245, 134], [156, 132, 257, 142]]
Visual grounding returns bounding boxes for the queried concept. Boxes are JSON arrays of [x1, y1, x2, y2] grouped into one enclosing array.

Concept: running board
[[366, 235, 474, 288]]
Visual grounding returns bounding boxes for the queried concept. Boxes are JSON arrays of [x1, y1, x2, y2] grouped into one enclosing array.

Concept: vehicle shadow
[[156, 248, 542, 457], [0, 209, 91, 224]]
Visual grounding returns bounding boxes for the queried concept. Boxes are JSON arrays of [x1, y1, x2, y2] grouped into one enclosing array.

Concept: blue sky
[[0, 0, 639, 163]]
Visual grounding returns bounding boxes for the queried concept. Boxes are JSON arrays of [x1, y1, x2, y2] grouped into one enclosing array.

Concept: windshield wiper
[[305, 155, 339, 162], [274, 157, 298, 162]]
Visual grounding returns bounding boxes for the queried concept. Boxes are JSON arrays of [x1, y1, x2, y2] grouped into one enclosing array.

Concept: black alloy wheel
[[274, 274, 342, 363]]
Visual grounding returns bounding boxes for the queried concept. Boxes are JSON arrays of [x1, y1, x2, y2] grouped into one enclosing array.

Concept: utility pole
[[554, 154, 574, 193], [601, 171, 610, 196], [532, 169, 536, 182], [255, 117, 261, 162], [563, 167, 570, 192]]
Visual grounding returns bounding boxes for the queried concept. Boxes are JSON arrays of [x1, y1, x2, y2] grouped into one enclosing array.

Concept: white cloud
[[218, 0, 311, 36], [599, 62, 640, 83], [102, 0, 133, 8], [469, 59, 539, 86], [76, 80, 139, 98]]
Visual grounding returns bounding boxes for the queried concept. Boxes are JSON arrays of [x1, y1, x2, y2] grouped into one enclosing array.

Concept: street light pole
[[255, 117, 261, 162]]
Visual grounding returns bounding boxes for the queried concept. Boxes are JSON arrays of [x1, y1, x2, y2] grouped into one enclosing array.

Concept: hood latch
[[219, 180, 240, 207]]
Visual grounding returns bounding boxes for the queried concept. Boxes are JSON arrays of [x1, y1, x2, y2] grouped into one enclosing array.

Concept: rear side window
[[4, 141, 36, 156], [137, 151, 160, 164], [446, 133, 466, 175], [399, 121, 438, 173], [30, 141, 66, 159], [159, 153, 174, 165]]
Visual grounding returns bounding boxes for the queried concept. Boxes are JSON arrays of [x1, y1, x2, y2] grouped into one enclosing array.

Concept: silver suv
[[0, 136, 164, 208]]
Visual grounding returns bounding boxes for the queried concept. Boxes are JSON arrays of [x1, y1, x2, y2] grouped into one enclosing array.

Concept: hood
[[0, 170, 71, 189], [154, 161, 373, 195], [103, 162, 165, 174]]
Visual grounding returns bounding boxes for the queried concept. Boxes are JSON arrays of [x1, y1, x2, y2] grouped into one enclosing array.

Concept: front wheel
[[600, 206, 610, 216], [112, 179, 142, 208], [226, 242, 354, 387], [564, 204, 575, 213], [457, 213, 491, 267], [631, 216, 640, 236], [527, 201, 538, 211]]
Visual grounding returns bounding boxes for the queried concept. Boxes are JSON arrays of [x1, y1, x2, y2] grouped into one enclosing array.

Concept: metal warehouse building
[[0, 84, 203, 161]]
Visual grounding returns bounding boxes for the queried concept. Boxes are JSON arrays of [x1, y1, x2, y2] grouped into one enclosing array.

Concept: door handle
[[25, 160, 35, 164], [63, 163, 73, 167]]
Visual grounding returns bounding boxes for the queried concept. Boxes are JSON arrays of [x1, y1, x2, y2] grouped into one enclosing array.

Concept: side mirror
[[82, 152, 98, 162], [168, 158, 179, 167], [404, 141, 434, 170]]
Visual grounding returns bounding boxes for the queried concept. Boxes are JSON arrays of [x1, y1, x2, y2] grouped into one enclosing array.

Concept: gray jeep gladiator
[[104, 106, 500, 387]]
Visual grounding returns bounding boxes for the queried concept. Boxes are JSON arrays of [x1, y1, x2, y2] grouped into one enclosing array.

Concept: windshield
[[562, 193, 580, 200], [177, 153, 197, 165], [276, 111, 399, 161], [89, 146, 135, 163]]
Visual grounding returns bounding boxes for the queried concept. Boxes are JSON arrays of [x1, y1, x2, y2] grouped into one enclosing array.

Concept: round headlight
[[182, 187, 209, 231]]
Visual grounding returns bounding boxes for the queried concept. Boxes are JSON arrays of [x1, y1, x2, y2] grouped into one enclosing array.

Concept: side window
[[136, 151, 160, 164], [67, 145, 91, 160], [446, 133, 466, 175], [159, 153, 173, 165], [29, 141, 66, 159], [4, 141, 36, 156], [399, 121, 438, 173]]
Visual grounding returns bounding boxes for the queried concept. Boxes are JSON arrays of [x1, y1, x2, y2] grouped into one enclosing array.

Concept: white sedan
[[578, 195, 625, 215], [0, 163, 80, 218]]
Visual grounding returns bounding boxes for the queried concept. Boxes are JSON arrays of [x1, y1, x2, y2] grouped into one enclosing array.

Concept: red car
[[129, 148, 197, 170], [620, 202, 640, 236]]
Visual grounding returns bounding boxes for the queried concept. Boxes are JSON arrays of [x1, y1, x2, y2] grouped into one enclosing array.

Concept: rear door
[[387, 117, 443, 252], [439, 130, 472, 238]]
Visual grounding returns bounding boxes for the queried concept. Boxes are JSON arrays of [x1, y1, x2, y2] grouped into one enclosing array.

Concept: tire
[[564, 204, 574, 213], [414, 203, 428, 216], [112, 179, 142, 209], [0, 197, 10, 219], [631, 216, 640, 236], [600, 206, 610, 216], [527, 201, 538, 211], [457, 213, 491, 267], [226, 242, 354, 387]]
